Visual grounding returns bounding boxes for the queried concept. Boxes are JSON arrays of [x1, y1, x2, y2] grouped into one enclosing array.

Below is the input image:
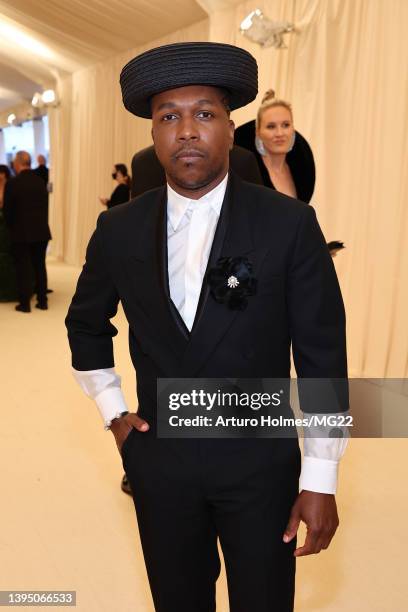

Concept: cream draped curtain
[[48, 0, 408, 378]]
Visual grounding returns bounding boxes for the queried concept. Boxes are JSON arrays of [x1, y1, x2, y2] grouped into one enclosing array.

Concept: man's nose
[[176, 117, 199, 141]]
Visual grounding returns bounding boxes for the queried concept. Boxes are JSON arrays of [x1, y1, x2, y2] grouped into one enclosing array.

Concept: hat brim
[[120, 42, 258, 119]]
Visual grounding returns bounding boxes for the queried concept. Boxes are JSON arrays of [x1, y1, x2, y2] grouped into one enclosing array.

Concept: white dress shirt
[[73, 173, 348, 494]]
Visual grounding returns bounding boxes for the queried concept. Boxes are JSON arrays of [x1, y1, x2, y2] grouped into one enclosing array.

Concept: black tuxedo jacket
[[3, 169, 51, 243], [66, 172, 347, 421]]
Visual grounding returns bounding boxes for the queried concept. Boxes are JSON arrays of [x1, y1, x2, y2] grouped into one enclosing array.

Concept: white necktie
[[182, 200, 213, 331]]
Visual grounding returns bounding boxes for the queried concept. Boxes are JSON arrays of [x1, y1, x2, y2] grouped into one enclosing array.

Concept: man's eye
[[197, 111, 213, 119], [162, 114, 177, 121]]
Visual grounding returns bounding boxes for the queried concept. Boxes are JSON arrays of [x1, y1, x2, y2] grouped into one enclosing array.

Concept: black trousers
[[122, 431, 301, 612], [12, 240, 48, 306]]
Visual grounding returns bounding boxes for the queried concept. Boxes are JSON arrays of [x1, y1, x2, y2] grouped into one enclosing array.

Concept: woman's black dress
[[107, 183, 130, 209], [234, 119, 316, 203]]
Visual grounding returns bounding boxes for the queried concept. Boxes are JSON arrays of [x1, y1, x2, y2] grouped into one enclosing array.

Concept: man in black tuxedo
[[3, 150, 51, 312], [66, 43, 348, 612]]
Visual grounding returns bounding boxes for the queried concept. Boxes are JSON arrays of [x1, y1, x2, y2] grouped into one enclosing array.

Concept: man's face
[[151, 85, 234, 198], [13, 158, 22, 174]]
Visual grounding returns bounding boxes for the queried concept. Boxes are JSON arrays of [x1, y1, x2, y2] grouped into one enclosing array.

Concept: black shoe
[[15, 303, 31, 313], [121, 474, 132, 496], [35, 302, 48, 310]]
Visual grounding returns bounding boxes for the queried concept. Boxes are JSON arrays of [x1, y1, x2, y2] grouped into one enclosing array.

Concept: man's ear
[[229, 119, 235, 150], [151, 126, 155, 143]]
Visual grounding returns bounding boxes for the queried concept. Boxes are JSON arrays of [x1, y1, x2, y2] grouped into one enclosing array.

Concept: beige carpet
[[0, 258, 406, 611]]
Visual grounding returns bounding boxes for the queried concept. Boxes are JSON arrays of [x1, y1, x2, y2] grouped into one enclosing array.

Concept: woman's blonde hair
[[256, 90, 293, 130]]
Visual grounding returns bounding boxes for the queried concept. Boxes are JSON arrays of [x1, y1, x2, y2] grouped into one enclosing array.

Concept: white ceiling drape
[[0, 0, 207, 62], [0, 0, 207, 114]]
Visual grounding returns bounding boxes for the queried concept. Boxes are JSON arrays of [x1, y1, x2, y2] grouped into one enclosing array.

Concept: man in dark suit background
[[3, 151, 51, 312], [34, 154, 49, 186], [66, 43, 348, 612]]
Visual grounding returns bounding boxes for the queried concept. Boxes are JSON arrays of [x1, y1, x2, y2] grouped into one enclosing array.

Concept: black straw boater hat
[[120, 42, 258, 119]]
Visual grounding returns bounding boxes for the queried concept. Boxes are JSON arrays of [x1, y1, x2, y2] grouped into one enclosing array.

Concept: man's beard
[[167, 160, 226, 192]]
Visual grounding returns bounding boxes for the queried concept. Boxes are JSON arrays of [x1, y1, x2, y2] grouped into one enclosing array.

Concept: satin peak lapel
[[125, 187, 188, 360]]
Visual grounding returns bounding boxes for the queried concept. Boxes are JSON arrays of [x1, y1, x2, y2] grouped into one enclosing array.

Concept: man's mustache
[[173, 147, 207, 160]]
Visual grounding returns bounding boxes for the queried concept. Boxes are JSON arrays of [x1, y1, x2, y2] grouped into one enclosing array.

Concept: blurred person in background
[[3, 151, 51, 312], [0, 164, 11, 209], [235, 89, 315, 201], [235, 90, 344, 256], [34, 154, 49, 185], [34, 154, 53, 290], [0, 164, 18, 301], [255, 90, 301, 197], [99, 163, 131, 209]]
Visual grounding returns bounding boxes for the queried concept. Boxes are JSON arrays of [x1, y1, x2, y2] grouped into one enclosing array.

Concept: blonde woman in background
[[235, 91, 344, 255], [255, 90, 298, 197], [235, 89, 315, 203]]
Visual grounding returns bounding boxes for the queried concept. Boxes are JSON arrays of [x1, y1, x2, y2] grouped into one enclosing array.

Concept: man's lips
[[174, 149, 205, 159]]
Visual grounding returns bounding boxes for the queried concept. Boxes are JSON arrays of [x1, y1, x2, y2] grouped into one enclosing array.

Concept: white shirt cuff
[[94, 386, 129, 429], [299, 456, 339, 494]]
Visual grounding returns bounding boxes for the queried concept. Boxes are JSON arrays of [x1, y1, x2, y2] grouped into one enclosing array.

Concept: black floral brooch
[[207, 256, 257, 311]]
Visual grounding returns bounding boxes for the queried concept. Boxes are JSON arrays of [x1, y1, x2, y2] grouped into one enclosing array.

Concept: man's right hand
[[110, 413, 149, 455]]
